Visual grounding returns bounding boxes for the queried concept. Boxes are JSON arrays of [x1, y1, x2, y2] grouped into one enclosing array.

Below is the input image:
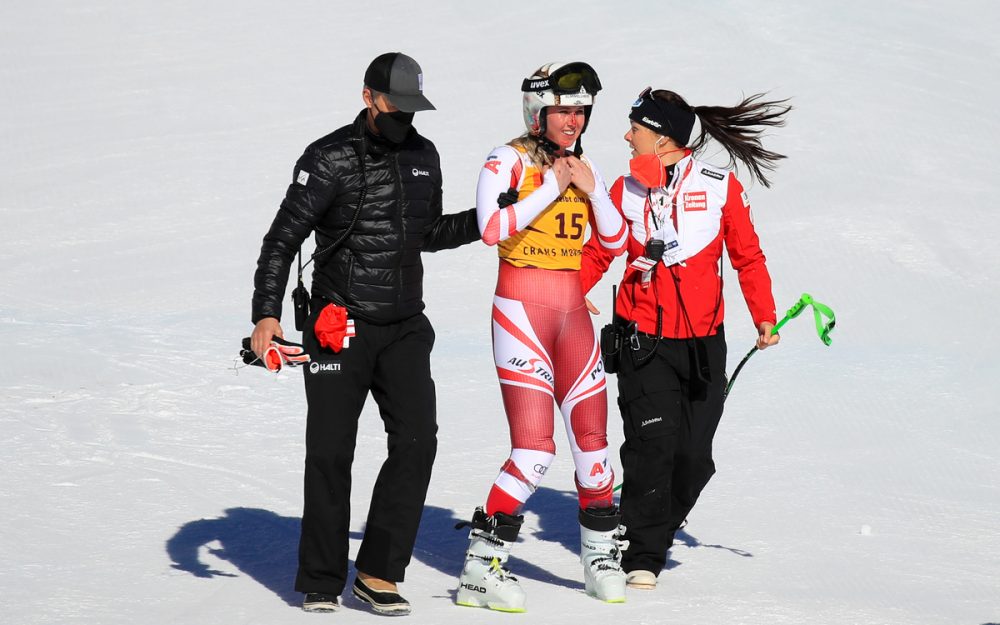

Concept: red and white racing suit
[[477, 144, 626, 515]]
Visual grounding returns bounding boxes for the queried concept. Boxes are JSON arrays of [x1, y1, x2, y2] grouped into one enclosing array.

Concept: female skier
[[455, 62, 628, 612]]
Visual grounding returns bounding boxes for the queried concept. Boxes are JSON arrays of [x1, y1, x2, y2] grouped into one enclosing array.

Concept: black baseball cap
[[364, 52, 435, 112]]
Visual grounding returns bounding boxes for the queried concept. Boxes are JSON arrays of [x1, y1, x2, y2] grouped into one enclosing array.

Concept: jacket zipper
[[346, 249, 355, 296], [668, 157, 694, 337], [391, 152, 404, 311]]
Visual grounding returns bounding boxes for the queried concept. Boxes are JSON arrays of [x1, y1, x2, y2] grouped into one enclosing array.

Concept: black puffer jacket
[[252, 110, 479, 325]]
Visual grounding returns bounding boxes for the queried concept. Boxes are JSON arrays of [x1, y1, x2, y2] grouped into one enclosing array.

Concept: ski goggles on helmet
[[521, 62, 602, 96]]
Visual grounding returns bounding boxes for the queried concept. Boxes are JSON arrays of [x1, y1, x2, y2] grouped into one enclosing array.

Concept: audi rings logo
[[533, 464, 548, 475]]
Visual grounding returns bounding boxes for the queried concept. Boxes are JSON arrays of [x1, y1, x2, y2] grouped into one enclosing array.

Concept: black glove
[[497, 187, 519, 208], [240, 336, 310, 371]]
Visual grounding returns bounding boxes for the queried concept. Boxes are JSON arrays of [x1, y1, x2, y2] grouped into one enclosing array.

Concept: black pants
[[294, 308, 438, 596], [616, 327, 727, 574]]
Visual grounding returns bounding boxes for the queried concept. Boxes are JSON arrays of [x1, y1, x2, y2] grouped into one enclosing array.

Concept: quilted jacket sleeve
[[251, 148, 340, 324]]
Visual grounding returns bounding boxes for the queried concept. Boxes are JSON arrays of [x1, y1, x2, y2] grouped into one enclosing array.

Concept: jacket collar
[[351, 109, 418, 155]]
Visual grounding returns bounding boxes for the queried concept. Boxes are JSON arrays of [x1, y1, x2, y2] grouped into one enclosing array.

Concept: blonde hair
[[507, 134, 556, 169]]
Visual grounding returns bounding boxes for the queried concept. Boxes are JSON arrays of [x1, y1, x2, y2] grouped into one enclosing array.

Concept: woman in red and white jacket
[[580, 87, 790, 590]]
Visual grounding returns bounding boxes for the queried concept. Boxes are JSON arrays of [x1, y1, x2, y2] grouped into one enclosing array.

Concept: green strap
[[809, 297, 836, 346], [771, 293, 836, 345], [724, 292, 835, 399]]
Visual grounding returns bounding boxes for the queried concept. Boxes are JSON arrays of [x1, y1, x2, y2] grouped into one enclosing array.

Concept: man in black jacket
[[249, 52, 480, 615]]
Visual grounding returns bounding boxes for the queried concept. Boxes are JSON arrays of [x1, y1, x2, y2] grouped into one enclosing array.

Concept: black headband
[[628, 91, 697, 146]]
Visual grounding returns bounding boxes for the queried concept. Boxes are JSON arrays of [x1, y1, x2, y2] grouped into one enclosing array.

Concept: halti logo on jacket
[[684, 191, 707, 212], [309, 361, 342, 374], [411, 168, 430, 177]]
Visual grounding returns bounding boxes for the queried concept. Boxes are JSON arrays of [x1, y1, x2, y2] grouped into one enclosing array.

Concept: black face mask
[[372, 107, 414, 144]]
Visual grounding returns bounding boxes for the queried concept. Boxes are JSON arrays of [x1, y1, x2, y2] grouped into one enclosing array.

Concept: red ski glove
[[315, 304, 350, 352], [240, 336, 310, 371]]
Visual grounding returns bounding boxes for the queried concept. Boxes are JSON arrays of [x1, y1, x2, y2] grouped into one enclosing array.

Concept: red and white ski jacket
[[581, 155, 776, 338]]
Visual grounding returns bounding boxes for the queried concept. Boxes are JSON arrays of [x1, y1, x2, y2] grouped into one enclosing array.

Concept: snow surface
[[2, 1, 998, 624]]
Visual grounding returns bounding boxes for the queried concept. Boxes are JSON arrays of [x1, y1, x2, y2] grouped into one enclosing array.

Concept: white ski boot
[[579, 506, 628, 603], [455, 507, 526, 612]]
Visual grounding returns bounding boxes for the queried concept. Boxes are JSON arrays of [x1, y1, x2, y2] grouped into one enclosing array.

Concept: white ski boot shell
[[579, 506, 628, 603], [456, 508, 526, 613]]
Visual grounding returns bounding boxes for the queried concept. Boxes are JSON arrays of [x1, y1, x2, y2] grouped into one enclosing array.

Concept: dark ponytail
[[651, 90, 791, 188]]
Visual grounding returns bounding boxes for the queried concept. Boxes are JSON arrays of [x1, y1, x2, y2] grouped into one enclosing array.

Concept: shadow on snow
[[165, 486, 751, 606]]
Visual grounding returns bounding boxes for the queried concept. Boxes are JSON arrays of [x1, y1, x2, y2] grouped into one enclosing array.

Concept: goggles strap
[[521, 62, 602, 95]]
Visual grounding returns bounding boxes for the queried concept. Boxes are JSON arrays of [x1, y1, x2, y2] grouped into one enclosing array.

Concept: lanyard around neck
[[643, 158, 694, 238]]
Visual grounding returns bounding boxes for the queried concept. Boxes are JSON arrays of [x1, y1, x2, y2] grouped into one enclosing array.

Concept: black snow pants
[[294, 306, 438, 596], [616, 326, 727, 574]]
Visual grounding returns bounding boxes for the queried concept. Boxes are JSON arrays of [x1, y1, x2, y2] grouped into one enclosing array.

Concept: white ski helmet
[[521, 61, 602, 135]]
